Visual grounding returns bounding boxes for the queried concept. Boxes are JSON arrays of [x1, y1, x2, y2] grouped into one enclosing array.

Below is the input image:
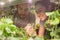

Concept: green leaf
[[7, 37, 20, 40], [5, 27, 12, 33], [50, 32, 54, 37], [35, 24, 40, 29], [0, 22, 4, 25], [46, 28, 52, 31], [28, 37, 34, 40], [46, 12, 54, 16], [1, 18, 13, 24], [35, 36, 44, 40], [50, 32, 56, 37], [50, 18, 59, 25], [9, 25, 17, 31], [0, 30, 3, 36]]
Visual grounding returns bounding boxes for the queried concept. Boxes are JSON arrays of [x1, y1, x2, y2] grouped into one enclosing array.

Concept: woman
[[35, 1, 48, 37], [13, 3, 36, 36]]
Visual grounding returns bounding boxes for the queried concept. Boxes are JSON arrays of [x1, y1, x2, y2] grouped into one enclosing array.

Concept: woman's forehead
[[17, 3, 30, 8]]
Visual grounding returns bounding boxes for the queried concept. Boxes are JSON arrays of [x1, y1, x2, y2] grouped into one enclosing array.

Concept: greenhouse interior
[[0, 0, 60, 40]]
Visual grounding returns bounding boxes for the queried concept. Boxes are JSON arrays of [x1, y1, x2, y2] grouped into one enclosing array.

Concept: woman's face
[[37, 12, 47, 21], [17, 3, 30, 18], [35, 5, 47, 21]]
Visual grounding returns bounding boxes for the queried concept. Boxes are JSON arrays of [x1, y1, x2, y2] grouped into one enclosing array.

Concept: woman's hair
[[35, 1, 57, 12], [35, 1, 45, 7], [35, 1, 46, 13]]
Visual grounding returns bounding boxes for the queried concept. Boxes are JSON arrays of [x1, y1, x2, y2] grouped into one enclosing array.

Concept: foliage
[[45, 10, 60, 39], [0, 10, 60, 40], [0, 17, 28, 40], [0, 17, 17, 37], [34, 36, 44, 40]]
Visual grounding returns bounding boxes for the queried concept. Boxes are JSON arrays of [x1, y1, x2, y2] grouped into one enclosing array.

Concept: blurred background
[[0, 0, 60, 18]]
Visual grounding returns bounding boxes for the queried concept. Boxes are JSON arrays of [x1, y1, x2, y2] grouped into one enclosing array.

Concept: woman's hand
[[24, 24, 37, 36], [38, 25, 45, 38]]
